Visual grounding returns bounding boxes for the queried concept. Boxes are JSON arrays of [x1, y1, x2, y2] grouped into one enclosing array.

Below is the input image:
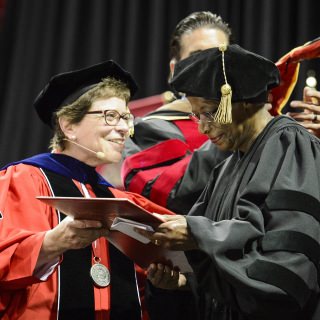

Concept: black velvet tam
[[34, 60, 138, 127], [169, 44, 280, 103]]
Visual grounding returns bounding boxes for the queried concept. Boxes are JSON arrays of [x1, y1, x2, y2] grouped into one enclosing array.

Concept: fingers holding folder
[[135, 214, 198, 251]]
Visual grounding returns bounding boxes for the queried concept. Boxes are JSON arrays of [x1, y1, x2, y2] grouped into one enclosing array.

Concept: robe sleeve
[[0, 164, 58, 290], [186, 125, 320, 318], [109, 186, 175, 215], [109, 186, 200, 319], [126, 117, 186, 152]]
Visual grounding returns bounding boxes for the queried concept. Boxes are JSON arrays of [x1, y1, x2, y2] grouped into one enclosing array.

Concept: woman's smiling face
[[187, 96, 254, 152], [61, 96, 131, 166]]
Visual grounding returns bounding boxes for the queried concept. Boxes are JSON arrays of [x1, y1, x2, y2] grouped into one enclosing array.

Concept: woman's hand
[[288, 87, 320, 138], [137, 214, 198, 251], [147, 263, 188, 290], [37, 217, 108, 266]]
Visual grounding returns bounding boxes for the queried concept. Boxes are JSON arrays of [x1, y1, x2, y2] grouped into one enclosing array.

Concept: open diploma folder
[[37, 196, 192, 272]]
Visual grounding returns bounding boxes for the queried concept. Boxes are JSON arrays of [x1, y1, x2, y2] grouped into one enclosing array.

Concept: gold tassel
[[213, 44, 233, 124], [213, 83, 232, 124], [126, 105, 135, 137]]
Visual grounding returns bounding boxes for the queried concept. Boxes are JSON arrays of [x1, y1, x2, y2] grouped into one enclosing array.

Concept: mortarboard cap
[[169, 44, 280, 123], [34, 60, 138, 127]]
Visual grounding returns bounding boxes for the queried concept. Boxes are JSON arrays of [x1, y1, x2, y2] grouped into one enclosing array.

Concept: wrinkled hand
[[288, 86, 320, 138], [39, 216, 109, 263], [147, 263, 187, 290], [136, 214, 198, 251]]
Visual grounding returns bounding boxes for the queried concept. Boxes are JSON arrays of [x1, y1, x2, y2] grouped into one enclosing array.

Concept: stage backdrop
[[0, 0, 319, 166]]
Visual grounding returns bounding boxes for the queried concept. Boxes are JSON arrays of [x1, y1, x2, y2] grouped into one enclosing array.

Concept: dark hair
[[169, 11, 232, 62]]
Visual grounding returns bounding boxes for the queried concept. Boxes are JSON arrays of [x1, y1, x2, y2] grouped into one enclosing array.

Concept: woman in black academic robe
[[142, 44, 320, 320]]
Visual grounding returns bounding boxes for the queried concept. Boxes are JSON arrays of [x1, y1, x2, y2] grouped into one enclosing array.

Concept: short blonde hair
[[50, 77, 130, 151]]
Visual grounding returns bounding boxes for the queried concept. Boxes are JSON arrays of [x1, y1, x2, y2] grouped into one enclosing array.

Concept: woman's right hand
[[38, 217, 108, 266], [147, 263, 188, 290]]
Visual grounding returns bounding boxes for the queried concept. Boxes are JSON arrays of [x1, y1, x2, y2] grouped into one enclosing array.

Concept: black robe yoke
[[186, 116, 320, 320]]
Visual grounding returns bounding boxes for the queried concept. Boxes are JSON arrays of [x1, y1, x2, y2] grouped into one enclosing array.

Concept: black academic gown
[[185, 116, 320, 320]]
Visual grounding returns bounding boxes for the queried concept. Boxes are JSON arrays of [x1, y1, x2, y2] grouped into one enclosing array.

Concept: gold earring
[[129, 127, 134, 137]]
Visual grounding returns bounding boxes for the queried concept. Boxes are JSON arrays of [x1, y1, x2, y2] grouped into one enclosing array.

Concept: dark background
[[0, 0, 319, 166]]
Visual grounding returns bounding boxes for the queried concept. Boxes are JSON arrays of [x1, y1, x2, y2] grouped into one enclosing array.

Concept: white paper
[[110, 217, 154, 244]]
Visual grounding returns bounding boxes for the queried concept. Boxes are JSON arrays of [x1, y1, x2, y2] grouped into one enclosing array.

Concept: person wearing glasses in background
[[0, 61, 177, 320], [122, 11, 231, 215], [122, 12, 233, 320]]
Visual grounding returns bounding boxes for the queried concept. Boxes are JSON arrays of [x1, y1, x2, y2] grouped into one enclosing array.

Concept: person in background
[[271, 37, 320, 139], [141, 44, 320, 319], [122, 11, 231, 215], [0, 61, 177, 320], [288, 86, 320, 138]]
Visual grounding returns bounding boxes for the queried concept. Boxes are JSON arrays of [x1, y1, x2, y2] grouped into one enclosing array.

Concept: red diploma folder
[[37, 196, 192, 272]]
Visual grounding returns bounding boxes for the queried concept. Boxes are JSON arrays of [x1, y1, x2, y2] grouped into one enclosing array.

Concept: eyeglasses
[[86, 109, 134, 128], [189, 111, 216, 124]]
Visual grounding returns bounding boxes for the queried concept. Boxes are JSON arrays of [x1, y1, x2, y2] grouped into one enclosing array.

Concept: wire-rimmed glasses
[[189, 111, 216, 124]]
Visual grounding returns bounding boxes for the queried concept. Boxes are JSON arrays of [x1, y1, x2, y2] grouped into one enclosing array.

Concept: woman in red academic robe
[[0, 61, 183, 320]]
